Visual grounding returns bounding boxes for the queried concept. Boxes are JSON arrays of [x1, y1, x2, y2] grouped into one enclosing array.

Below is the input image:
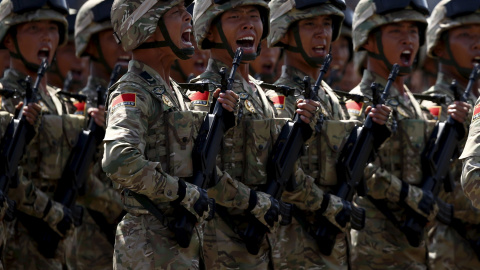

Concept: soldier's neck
[[367, 60, 406, 95], [89, 60, 110, 83], [437, 64, 479, 97], [283, 53, 320, 82]]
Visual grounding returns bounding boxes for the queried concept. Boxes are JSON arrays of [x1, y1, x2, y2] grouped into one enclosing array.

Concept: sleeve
[[102, 87, 182, 202], [265, 89, 297, 119], [461, 156, 480, 209]]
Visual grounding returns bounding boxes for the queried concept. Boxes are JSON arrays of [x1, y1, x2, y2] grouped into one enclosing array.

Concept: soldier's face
[[250, 39, 281, 75], [210, 6, 263, 57], [5, 20, 60, 66], [378, 21, 419, 68], [162, 4, 194, 54], [97, 29, 131, 70], [330, 35, 350, 72], [177, 32, 210, 78], [442, 24, 480, 69], [55, 41, 85, 83], [294, 15, 333, 60]]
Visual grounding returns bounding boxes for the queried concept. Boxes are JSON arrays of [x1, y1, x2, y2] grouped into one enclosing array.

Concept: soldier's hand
[[315, 194, 352, 232], [248, 190, 281, 231], [214, 88, 239, 112], [296, 99, 320, 124], [16, 102, 41, 125], [447, 101, 471, 123], [88, 105, 106, 127], [174, 180, 213, 223], [365, 104, 391, 125], [42, 200, 74, 238]]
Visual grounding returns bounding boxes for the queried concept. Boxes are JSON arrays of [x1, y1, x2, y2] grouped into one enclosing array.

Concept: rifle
[[241, 54, 336, 255], [402, 64, 480, 247], [0, 88, 23, 99], [0, 60, 47, 222], [170, 48, 243, 248], [22, 63, 123, 258], [413, 93, 447, 105], [325, 64, 399, 255]]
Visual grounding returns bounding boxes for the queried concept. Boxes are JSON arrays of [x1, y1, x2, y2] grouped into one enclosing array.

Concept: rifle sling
[[127, 189, 165, 224]]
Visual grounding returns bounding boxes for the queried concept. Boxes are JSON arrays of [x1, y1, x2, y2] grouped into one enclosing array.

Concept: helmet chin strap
[[136, 19, 194, 60], [367, 31, 412, 76], [90, 36, 113, 75], [49, 57, 65, 82], [278, 24, 324, 68], [207, 20, 260, 62], [438, 32, 472, 80], [9, 29, 41, 72]]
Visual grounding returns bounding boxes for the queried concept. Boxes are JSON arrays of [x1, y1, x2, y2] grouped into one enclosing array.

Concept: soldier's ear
[[362, 32, 376, 53], [433, 41, 446, 58], [3, 33, 14, 52]]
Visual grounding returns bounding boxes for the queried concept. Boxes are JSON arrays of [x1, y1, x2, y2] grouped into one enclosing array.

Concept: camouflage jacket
[[102, 60, 206, 215], [79, 75, 109, 110], [265, 65, 355, 189], [0, 68, 89, 221], [188, 58, 292, 214], [461, 95, 480, 209], [422, 73, 480, 224], [348, 69, 436, 218]]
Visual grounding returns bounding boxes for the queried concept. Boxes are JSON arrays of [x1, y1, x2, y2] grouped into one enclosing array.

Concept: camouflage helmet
[[111, 0, 193, 52], [0, 0, 69, 49], [340, 6, 353, 38], [352, 0, 429, 52], [427, 0, 480, 58], [75, 0, 114, 57], [268, 0, 345, 48], [193, 0, 270, 50]]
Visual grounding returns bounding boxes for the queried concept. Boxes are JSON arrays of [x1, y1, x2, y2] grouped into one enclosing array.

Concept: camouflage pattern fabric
[[264, 64, 352, 269], [102, 60, 206, 269], [75, 0, 113, 57], [426, 0, 480, 58], [348, 70, 436, 269], [0, 68, 85, 269], [268, 0, 344, 47], [193, 0, 270, 49], [79, 75, 109, 113], [111, 0, 184, 52], [461, 96, 480, 208], [187, 58, 287, 269], [0, 111, 12, 270], [352, 0, 427, 52]]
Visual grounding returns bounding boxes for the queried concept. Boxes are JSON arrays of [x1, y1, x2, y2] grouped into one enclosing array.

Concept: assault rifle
[[0, 59, 48, 222], [241, 54, 334, 255], [23, 63, 124, 258], [0, 88, 23, 99], [402, 64, 480, 247], [170, 48, 244, 248], [323, 64, 399, 255]]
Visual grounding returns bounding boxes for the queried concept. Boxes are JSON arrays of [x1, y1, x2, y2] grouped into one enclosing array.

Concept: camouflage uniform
[[461, 100, 480, 208], [104, 0, 216, 269], [0, 110, 12, 270], [74, 1, 126, 267]]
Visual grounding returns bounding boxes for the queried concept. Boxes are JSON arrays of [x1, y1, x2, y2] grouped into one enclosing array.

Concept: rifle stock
[[402, 64, 480, 247], [170, 48, 243, 248]]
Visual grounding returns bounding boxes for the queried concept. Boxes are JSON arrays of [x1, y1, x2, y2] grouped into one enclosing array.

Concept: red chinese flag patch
[[270, 95, 285, 109], [73, 101, 85, 112], [189, 91, 210, 106], [428, 106, 442, 119], [346, 100, 363, 116], [472, 104, 480, 122], [111, 93, 136, 111]]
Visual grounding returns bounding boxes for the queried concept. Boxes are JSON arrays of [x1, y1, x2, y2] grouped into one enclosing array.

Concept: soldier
[[249, 39, 282, 83], [188, 0, 321, 269], [0, 0, 104, 269], [48, 10, 87, 94], [265, 0, 388, 268], [347, 0, 469, 269], [422, 1, 480, 269], [104, 0, 238, 268], [71, 0, 126, 269]]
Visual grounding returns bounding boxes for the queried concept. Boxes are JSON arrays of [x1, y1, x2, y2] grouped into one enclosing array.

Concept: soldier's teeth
[[238, 36, 254, 41], [402, 50, 411, 54], [184, 29, 192, 33]]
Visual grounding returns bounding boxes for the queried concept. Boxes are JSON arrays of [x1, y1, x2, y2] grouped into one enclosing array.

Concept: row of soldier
[[0, 0, 479, 269]]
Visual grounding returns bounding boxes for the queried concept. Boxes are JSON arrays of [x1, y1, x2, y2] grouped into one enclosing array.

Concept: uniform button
[[182, 137, 188, 143], [167, 190, 172, 196], [333, 145, 338, 150], [259, 144, 264, 150]]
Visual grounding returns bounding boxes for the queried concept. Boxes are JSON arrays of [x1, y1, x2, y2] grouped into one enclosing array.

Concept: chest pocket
[[165, 110, 207, 177], [397, 119, 436, 185], [241, 118, 287, 186], [314, 120, 361, 186], [38, 114, 84, 179]]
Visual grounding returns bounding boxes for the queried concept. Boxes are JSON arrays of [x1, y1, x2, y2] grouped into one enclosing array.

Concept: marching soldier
[[249, 39, 282, 83], [423, 1, 480, 269], [104, 0, 238, 268], [0, 0, 104, 269]]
